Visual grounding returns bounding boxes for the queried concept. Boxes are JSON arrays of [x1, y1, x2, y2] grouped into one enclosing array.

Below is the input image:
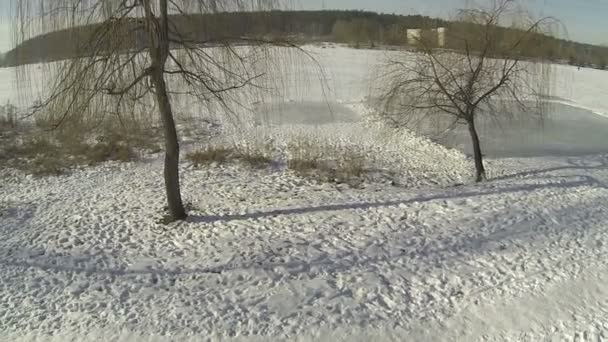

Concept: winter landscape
[[1, 1, 608, 342]]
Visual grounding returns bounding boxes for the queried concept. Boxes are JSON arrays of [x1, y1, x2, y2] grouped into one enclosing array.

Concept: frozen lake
[[424, 103, 608, 158], [254, 100, 608, 158], [253, 101, 360, 125]]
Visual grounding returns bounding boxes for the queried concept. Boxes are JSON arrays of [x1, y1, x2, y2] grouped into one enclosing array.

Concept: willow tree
[[13, 0, 298, 221], [378, 0, 556, 182]]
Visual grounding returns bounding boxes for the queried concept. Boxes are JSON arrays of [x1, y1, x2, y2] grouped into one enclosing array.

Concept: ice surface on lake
[[410, 102, 608, 158]]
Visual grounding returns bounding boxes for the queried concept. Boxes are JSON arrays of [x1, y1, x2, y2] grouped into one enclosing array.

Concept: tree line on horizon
[[2, 10, 606, 69]]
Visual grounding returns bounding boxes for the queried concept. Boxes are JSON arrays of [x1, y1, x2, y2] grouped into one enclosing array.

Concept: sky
[[0, 1, 9, 53], [0, 0, 606, 53]]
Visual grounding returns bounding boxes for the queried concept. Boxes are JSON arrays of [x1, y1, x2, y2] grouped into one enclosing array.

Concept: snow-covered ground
[[1, 45, 608, 341]]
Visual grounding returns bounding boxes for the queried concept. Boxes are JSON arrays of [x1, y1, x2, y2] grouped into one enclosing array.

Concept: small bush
[[0, 116, 15, 129], [30, 156, 64, 177], [337, 153, 365, 179], [8, 137, 64, 176], [85, 142, 135, 165], [18, 137, 59, 157], [598, 58, 607, 70], [0, 131, 137, 176], [286, 136, 327, 175], [186, 146, 233, 166], [287, 137, 324, 167], [286, 137, 367, 187], [186, 142, 275, 169], [0, 102, 17, 129], [0, 136, 62, 176], [98, 127, 161, 153], [287, 158, 319, 172], [55, 130, 135, 165], [232, 139, 274, 168], [236, 152, 273, 168]]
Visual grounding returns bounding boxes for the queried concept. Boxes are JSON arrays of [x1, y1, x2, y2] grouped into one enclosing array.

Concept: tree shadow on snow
[[1, 174, 606, 278], [190, 174, 607, 224], [493, 155, 608, 182], [3, 186, 602, 280]]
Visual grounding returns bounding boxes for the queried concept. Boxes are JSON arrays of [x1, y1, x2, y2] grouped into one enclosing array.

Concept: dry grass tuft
[[232, 140, 274, 168], [0, 130, 136, 177], [286, 137, 367, 187], [186, 140, 274, 169], [0, 102, 17, 129], [186, 146, 233, 166], [236, 152, 273, 168]]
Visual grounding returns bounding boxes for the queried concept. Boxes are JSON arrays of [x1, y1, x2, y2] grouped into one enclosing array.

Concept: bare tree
[[377, 0, 555, 182], [13, 0, 301, 221]]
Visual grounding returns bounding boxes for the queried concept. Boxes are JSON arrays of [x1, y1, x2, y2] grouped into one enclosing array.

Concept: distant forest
[[2, 10, 607, 69]]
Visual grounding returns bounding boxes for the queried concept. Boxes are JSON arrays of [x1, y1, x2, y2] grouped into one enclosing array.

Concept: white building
[[437, 27, 447, 47], [407, 29, 422, 46], [407, 28, 447, 47]]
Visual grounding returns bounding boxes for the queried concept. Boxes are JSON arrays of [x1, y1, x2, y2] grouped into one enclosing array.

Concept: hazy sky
[[0, 0, 606, 52], [0, 1, 9, 53]]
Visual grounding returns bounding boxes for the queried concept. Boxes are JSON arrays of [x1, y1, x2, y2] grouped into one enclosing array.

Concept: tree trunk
[[151, 71, 187, 221], [143, 0, 187, 221], [467, 117, 486, 182]]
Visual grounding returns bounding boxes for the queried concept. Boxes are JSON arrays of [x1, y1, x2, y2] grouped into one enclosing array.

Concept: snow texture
[[1, 44, 608, 341]]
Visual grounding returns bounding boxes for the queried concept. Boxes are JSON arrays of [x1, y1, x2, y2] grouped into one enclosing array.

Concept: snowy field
[[1, 45, 608, 341]]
